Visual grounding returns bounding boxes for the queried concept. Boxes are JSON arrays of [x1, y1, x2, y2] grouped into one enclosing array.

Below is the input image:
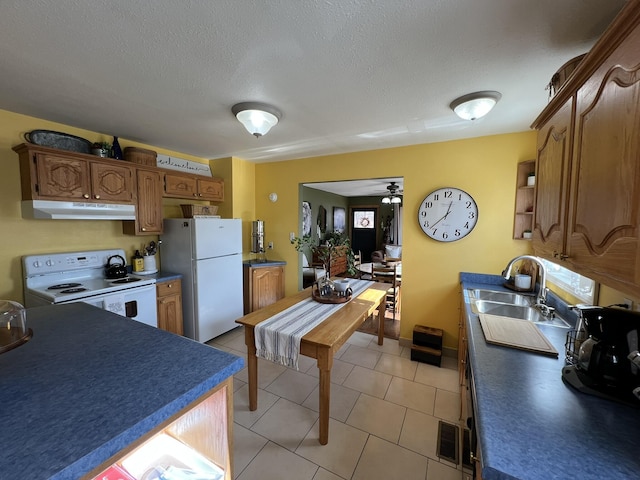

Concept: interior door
[[350, 207, 378, 261]]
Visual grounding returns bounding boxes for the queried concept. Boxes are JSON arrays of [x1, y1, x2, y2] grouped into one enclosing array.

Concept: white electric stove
[[23, 249, 158, 327]]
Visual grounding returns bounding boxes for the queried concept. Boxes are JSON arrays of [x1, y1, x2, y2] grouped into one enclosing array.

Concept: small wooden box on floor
[[411, 325, 443, 367]]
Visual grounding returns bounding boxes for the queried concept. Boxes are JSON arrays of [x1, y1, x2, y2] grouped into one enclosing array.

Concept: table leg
[[377, 299, 385, 346], [245, 327, 258, 411], [317, 348, 333, 445]]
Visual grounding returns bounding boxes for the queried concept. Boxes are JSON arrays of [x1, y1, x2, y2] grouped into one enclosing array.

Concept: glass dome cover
[[0, 300, 32, 354]]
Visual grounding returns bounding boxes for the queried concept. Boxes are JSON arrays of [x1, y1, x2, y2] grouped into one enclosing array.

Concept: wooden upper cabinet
[[123, 168, 163, 235], [89, 161, 135, 203], [14, 144, 134, 203], [197, 177, 224, 201], [565, 23, 640, 291], [532, 97, 573, 260], [532, 4, 640, 296], [164, 172, 197, 198], [164, 172, 224, 201]]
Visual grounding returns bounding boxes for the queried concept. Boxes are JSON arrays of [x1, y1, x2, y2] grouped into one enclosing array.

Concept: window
[[353, 210, 375, 229], [539, 258, 598, 304]]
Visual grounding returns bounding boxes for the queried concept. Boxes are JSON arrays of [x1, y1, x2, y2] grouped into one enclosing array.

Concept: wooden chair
[[352, 250, 362, 278], [372, 263, 401, 320]]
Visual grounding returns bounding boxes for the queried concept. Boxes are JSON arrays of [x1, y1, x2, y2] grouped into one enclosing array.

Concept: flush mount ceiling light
[[232, 102, 282, 138], [450, 91, 502, 121], [382, 182, 402, 204]]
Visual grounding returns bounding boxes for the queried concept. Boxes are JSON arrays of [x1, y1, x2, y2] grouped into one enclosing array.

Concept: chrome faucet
[[502, 255, 549, 307]]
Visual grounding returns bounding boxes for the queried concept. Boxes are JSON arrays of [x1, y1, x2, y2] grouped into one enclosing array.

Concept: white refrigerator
[[161, 218, 243, 342]]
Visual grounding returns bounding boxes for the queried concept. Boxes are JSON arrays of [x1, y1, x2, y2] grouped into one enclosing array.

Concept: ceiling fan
[[382, 182, 402, 204]]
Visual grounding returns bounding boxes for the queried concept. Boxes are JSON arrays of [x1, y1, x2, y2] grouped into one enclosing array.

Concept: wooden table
[[236, 281, 389, 445]]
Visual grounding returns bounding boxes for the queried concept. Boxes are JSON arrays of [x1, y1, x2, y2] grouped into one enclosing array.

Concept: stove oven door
[[68, 284, 158, 328]]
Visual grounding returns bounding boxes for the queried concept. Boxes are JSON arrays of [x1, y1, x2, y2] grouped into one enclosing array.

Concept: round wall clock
[[418, 187, 478, 242]]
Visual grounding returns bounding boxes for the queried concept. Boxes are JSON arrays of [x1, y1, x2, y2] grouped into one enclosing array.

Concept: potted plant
[[522, 229, 533, 239], [91, 141, 111, 158]]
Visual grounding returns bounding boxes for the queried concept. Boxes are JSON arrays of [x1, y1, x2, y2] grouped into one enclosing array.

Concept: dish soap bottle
[[132, 250, 144, 273]]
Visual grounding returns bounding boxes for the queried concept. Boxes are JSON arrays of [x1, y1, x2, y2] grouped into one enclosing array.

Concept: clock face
[[418, 187, 478, 242]]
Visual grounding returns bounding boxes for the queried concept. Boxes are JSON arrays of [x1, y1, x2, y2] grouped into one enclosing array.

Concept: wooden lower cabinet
[[157, 279, 183, 335], [87, 378, 233, 479], [243, 264, 285, 314]]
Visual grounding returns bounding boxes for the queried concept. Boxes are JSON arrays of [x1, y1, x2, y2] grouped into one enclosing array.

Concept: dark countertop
[[460, 273, 640, 480], [0, 303, 243, 480], [243, 259, 286, 267]]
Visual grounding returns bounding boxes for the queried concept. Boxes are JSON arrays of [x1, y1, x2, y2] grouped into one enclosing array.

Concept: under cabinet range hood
[[22, 200, 136, 220]]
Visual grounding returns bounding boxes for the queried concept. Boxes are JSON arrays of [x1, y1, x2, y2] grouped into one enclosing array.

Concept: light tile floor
[[209, 327, 464, 480]]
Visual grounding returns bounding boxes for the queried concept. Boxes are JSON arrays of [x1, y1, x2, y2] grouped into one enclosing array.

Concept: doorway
[[350, 207, 378, 262]]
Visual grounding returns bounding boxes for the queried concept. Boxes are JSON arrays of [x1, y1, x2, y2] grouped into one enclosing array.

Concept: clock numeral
[[423, 220, 430, 228], [444, 191, 452, 199], [455, 229, 461, 236], [432, 228, 438, 236], [424, 201, 433, 208], [465, 201, 472, 208], [442, 231, 448, 239], [468, 212, 475, 219], [464, 221, 470, 229]]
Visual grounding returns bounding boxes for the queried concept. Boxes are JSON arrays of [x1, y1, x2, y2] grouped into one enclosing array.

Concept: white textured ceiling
[[0, 0, 626, 164]]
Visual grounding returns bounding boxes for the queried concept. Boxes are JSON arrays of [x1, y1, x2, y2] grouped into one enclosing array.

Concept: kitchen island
[[0, 303, 243, 479], [460, 273, 640, 480]]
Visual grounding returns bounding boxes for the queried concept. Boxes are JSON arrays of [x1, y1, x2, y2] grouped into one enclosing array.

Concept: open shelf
[[513, 160, 536, 240]]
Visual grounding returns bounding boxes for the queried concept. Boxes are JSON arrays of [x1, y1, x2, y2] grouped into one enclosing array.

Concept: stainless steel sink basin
[[466, 289, 534, 306], [470, 300, 570, 328]]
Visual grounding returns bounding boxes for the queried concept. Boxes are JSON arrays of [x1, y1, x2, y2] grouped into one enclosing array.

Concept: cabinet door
[[567, 37, 640, 291], [90, 161, 134, 202], [532, 97, 573, 260], [164, 173, 197, 198], [250, 266, 285, 312], [34, 152, 91, 199], [197, 177, 224, 201], [124, 168, 163, 235], [157, 280, 183, 335]]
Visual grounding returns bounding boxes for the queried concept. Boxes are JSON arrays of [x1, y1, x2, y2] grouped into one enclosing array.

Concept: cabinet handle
[[83, 193, 90, 199], [559, 253, 569, 260], [193, 193, 198, 197], [94, 194, 100, 199], [470, 452, 480, 463], [141, 228, 147, 232], [167, 283, 173, 288]]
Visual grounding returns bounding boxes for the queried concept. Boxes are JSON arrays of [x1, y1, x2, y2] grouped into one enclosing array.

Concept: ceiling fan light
[[450, 91, 502, 121], [391, 196, 402, 204], [382, 196, 391, 204], [232, 102, 282, 137]]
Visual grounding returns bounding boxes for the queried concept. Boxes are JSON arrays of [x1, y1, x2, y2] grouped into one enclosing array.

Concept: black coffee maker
[[562, 306, 640, 407]]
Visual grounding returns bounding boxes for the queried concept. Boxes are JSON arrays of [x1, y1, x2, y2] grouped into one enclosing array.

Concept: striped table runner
[[254, 279, 373, 369]]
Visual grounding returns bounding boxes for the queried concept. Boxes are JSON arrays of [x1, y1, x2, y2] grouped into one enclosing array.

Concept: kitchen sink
[[470, 300, 570, 328], [466, 289, 534, 306]]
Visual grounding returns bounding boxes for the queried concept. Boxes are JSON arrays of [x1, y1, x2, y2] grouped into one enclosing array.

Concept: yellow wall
[[253, 132, 537, 348], [212, 156, 257, 257], [0, 109, 211, 302]]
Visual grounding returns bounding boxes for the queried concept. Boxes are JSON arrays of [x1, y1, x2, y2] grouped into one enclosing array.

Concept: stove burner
[[111, 277, 141, 284], [48, 283, 82, 290], [60, 288, 88, 294]]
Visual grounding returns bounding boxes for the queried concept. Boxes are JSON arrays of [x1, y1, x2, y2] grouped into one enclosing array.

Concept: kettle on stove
[[562, 306, 640, 407], [105, 255, 127, 279]]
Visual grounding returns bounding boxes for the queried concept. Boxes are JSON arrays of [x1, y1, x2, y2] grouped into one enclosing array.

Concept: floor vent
[[436, 421, 459, 464], [462, 428, 473, 469]]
